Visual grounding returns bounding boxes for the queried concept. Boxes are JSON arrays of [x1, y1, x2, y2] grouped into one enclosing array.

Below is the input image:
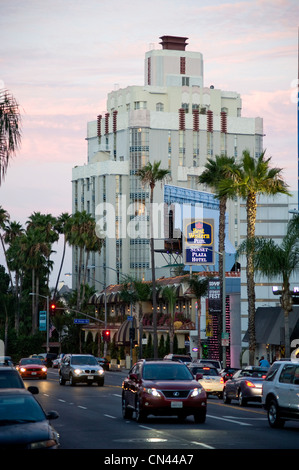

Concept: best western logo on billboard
[[183, 218, 214, 265]]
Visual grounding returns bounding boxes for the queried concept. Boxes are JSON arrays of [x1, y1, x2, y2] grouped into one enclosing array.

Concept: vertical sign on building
[[183, 218, 214, 265]]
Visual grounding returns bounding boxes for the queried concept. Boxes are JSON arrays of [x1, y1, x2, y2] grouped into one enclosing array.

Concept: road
[[26, 367, 299, 452]]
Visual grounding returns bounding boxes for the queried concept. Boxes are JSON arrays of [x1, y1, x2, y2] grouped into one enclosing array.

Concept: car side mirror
[[27, 386, 39, 395], [129, 373, 138, 381], [46, 411, 59, 420], [196, 373, 203, 380]]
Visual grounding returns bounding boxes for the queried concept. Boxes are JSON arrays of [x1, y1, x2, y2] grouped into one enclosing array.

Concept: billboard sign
[[183, 218, 214, 265]]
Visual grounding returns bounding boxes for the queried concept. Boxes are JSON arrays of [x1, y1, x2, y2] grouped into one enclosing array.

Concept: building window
[[182, 76, 189, 86], [134, 101, 147, 110], [180, 57, 186, 74], [156, 102, 164, 111]]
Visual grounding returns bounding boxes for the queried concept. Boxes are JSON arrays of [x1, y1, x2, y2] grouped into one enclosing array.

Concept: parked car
[[220, 367, 241, 382], [262, 359, 299, 428], [188, 364, 224, 398], [96, 357, 110, 371], [0, 389, 59, 449], [16, 358, 47, 380], [59, 354, 105, 386], [122, 359, 207, 423], [163, 354, 192, 365], [0, 366, 39, 395], [223, 366, 269, 406], [192, 359, 222, 372], [0, 356, 14, 366]]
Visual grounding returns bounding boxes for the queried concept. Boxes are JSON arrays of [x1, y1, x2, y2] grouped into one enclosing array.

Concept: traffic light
[[102, 329, 111, 342], [50, 303, 56, 315]]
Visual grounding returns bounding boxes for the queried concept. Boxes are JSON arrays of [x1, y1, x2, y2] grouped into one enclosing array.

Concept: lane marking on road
[[207, 414, 252, 426], [104, 414, 117, 419], [58, 399, 66, 402], [190, 441, 215, 449], [78, 405, 87, 409], [224, 415, 267, 420], [113, 394, 122, 397]]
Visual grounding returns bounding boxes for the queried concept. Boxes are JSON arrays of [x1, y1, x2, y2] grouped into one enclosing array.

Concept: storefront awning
[[243, 307, 299, 345], [114, 317, 137, 346]]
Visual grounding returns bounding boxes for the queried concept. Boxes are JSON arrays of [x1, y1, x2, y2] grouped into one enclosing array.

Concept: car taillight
[[220, 377, 224, 384], [245, 380, 255, 388]]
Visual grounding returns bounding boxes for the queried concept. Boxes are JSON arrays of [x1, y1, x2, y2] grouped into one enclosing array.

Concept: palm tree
[[241, 214, 299, 358], [185, 275, 210, 358], [0, 88, 22, 185], [162, 286, 177, 354], [137, 161, 170, 358], [198, 155, 238, 358], [0, 206, 13, 289], [53, 212, 71, 299], [219, 150, 290, 364]]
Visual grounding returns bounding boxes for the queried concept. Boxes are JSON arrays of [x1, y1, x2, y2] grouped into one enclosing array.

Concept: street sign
[[39, 311, 47, 331], [127, 316, 133, 321], [74, 319, 89, 324]]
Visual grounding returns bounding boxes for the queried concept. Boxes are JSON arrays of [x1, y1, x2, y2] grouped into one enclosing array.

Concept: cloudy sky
[[0, 0, 298, 287]]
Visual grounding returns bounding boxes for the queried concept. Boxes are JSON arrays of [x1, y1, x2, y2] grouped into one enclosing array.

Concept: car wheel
[[69, 373, 76, 386], [59, 374, 66, 385], [238, 390, 247, 406], [268, 399, 285, 428], [97, 379, 104, 387], [122, 396, 133, 419], [135, 398, 146, 423], [223, 388, 231, 404], [194, 411, 206, 424]]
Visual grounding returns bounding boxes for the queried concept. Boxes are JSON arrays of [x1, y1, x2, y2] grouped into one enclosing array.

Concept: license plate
[[171, 401, 183, 408], [87, 375, 94, 380], [31, 372, 36, 375]]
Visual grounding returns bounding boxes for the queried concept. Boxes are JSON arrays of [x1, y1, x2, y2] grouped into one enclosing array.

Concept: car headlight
[[28, 439, 58, 449], [190, 387, 203, 398], [74, 368, 82, 376], [144, 387, 162, 397], [97, 369, 104, 375], [20, 367, 26, 373], [42, 367, 47, 372]]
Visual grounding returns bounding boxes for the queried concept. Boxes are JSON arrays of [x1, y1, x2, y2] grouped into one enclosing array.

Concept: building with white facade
[[72, 35, 264, 290]]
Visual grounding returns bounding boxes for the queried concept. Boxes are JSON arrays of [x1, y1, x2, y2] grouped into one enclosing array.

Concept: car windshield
[[0, 370, 24, 389], [143, 363, 194, 381], [0, 395, 45, 423], [239, 369, 267, 378], [71, 356, 98, 366], [20, 358, 43, 365]]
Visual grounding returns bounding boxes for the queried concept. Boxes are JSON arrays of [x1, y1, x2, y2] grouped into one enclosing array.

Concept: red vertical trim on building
[[97, 115, 102, 138], [105, 113, 110, 134], [179, 108, 185, 130], [180, 57, 186, 74], [148, 57, 151, 85], [207, 110, 213, 133], [221, 111, 227, 134], [113, 110, 118, 133], [193, 109, 199, 131]]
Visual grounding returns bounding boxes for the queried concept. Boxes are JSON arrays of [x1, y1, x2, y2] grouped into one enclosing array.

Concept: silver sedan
[[223, 366, 269, 406]]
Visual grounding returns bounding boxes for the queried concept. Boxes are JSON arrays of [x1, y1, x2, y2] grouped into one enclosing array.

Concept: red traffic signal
[[50, 303, 56, 314], [102, 329, 111, 342]]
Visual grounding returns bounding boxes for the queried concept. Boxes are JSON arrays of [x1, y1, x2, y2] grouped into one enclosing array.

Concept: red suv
[[122, 360, 207, 423]]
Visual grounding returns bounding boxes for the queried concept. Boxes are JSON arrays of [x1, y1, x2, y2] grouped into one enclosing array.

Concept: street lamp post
[[29, 293, 49, 353]]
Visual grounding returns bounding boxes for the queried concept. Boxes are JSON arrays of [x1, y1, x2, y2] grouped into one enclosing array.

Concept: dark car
[[163, 354, 192, 365], [223, 366, 269, 406], [220, 367, 241, 382], [0, 389, 59, 449], [0, 366, 39, 395], [122, 359, 207, 423], [96, 357, 110, 371], [16, 358, 47, 380]]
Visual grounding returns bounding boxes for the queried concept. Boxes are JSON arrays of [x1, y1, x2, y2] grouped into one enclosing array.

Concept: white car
[[262, 359, 299, 428], [189, 364, 224, 398]]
